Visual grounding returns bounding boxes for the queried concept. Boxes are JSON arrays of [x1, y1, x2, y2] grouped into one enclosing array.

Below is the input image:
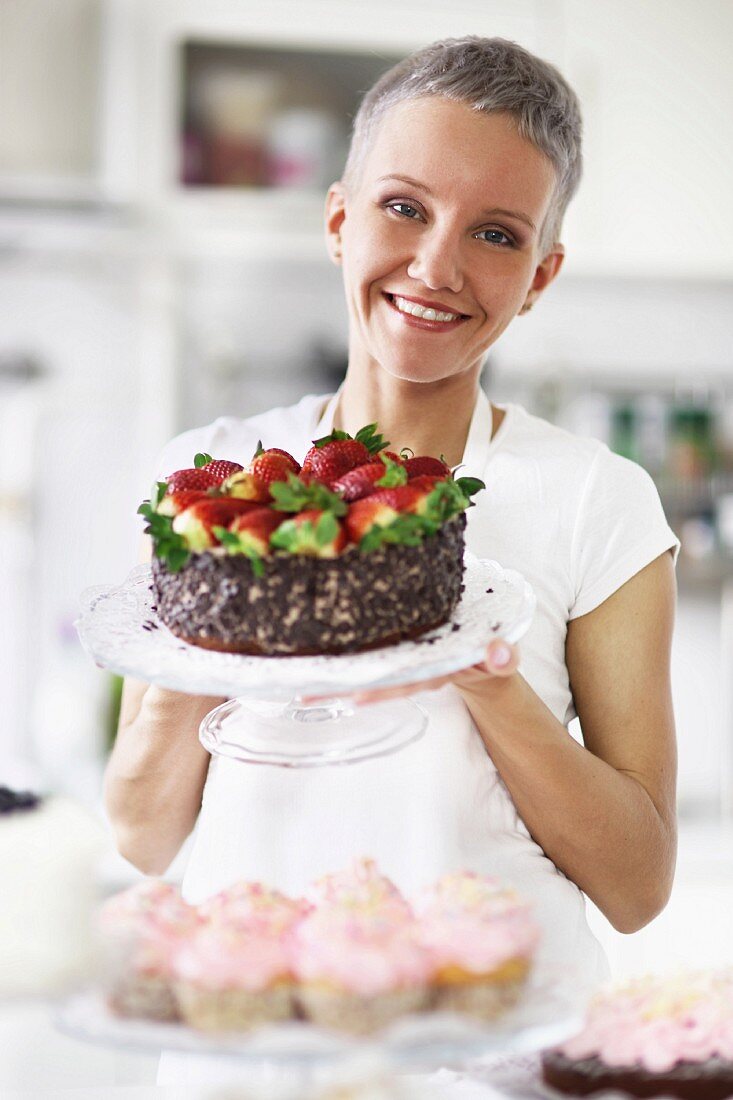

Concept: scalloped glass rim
[[75, 553, 535, 700], [55, 964, 586, 1072]]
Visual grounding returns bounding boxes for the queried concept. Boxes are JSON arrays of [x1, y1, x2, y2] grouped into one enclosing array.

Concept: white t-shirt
[[154, 389, 678, 1085]]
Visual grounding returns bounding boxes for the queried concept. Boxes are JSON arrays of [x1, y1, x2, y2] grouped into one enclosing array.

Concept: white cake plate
[[55, 964, 585, 1079], [77, 554, 534, 766]]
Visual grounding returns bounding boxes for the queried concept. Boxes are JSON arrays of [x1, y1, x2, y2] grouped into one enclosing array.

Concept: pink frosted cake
[[174, 924, 294, 1031], [291, 904, 431, 1034], [98, 880, 201, 1021], [542, 971, 733, 1099], [414, 871, 539, 1019]]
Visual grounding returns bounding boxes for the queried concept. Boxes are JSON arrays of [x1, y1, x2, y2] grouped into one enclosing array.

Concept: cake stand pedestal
[[76, 554, 535, 767]]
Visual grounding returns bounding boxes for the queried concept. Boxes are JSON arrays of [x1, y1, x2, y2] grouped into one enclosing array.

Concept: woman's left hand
[[304, 638, 520, 706]]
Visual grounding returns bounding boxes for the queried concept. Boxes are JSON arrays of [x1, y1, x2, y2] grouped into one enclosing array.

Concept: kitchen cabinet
[[559, 0, 733, 277]]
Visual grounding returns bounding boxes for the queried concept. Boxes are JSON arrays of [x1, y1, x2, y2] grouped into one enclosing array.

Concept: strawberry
[[219, 469, 271, 504], [156, 489, 208, 517], [228, 507, 282, 555], [379, 450, 405, 465], [201, 459, 244, 483], [301, 423, 388, 483], [344, 497, 401, 543], [404, 455, 451, 479], [165, 467, 220, 493], [252, 443, 300, 474], [270, 510, 347, 558], [331, 455, 408, 502], [400, 475, 439, 514], [251, 451, 298, 489], [173, 498, 260, 551], [301, 438, 372, 483], [331, 463, 390, 502]]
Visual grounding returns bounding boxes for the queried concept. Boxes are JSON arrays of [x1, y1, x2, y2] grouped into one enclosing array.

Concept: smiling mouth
[[384, 293, 469, 326]]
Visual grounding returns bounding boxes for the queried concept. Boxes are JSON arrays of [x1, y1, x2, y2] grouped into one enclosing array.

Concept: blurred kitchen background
[[1, 0, 733, 1085]]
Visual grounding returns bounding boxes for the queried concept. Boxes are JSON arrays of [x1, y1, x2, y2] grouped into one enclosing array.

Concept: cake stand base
[[199, 696, 429, 767]]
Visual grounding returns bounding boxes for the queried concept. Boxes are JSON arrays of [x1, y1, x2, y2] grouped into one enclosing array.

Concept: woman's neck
[[333, 368, 484, 467]]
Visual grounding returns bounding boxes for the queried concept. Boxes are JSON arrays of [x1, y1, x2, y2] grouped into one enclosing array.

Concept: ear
[[324, 182, 347, 265], [520, 244, 565, 314]]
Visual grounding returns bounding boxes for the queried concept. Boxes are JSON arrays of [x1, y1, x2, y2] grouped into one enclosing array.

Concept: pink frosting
[[416, 871, 528, 919], [99, 881, 199, 934], [308, 857, 413, 921], [414, 871, 539, 974], [292, 907, 431, 996], [174, 926, 291, 991], [560, 971, 733, 1073], [199, 881, 310, 934]]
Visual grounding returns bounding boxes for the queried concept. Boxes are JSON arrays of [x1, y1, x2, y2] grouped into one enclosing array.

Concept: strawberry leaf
[[312, 429, 352, 448], [270, 518, 304, 553], [315, 512, 338, 547], [376, 454, 408, 488], [270, 473, 347, 516], [422, 479, 470, 524], [354, 423, 389, 454], [152, 481, 168, 508], [455, 476, 485, 499], [138, 507, 190, 572], [359, 514, 434, 553], [194, 452, 213, 468], [213, 526, 266, 576]]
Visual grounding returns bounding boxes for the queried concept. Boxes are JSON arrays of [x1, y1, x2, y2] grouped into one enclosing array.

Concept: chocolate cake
[[140, 423, 483, 657], [152, 513, 465, 656]]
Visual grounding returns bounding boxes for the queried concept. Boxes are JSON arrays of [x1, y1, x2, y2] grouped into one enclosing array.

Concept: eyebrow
[[375, 174, 538, 234]]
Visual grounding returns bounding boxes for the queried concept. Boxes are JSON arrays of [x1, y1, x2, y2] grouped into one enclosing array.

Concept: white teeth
[[393, 295, 459, 323]]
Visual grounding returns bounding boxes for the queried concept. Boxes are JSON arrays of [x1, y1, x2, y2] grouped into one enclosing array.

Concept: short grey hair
[[343, 37, 583, 253]]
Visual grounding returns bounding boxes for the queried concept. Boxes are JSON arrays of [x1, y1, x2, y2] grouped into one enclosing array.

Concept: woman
[[106, 36, 678, 1079]]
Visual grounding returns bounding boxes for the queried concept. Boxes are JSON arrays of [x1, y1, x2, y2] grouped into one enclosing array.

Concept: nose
[[406, 225, 464, 294]]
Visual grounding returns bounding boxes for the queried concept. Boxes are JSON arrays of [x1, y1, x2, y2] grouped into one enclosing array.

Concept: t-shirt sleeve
[[152, 424, 224, 483], [569, 445, 680, 620]]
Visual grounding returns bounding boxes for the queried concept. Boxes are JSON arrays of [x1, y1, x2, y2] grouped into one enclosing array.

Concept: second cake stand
[[76, 553, 535, 767]]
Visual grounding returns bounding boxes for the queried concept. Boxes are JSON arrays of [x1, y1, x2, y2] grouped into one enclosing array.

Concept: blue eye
[[475, 228, 514, 247], [388, 202, 421, 219]]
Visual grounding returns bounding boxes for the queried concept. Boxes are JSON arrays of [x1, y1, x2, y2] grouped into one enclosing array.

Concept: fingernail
[[490, 642, 512, 669]]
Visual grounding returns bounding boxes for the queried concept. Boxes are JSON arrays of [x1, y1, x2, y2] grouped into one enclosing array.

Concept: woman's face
[[326, 96, 563, 385]]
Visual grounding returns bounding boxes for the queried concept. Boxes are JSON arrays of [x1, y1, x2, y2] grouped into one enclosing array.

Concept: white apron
[[157, 390, 609, 1087]]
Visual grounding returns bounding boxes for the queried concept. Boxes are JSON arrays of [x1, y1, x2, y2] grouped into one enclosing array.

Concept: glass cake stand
[[76, 553, 535, 767], [55, 963, 587, 1084]]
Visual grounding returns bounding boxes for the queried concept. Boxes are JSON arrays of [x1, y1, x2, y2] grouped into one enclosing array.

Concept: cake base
[[541, 1051, 733, 1099], [152, 514, 466, 656]]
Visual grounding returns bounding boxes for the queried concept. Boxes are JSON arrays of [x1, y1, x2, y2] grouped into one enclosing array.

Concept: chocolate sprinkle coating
[[541, 1051, 733, 1099], [152, 514, 466, 656]]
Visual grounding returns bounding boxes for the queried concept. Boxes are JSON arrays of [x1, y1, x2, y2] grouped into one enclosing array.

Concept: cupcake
[[199, 880, 310, 934], [542, 970, 733, 1098], [174, 924, 294, 1031], [98, 880, 201, 1021], [308, 857, 413, 922], [415, 871, 539, 1020], [292, 905, 431, 1034]]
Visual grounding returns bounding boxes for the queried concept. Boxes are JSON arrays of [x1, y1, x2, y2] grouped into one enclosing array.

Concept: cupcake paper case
[[174, 925, 294, 1031]]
